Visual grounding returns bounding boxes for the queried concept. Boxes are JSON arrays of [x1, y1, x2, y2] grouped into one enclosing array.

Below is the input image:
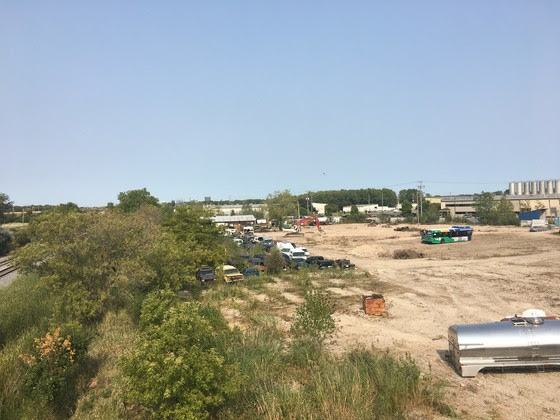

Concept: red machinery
[[295, 216, 321, 232]]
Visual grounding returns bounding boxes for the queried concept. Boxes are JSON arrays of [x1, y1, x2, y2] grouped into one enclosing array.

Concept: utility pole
[[416, 190, 420, 224], [418, 181, 424, 220]]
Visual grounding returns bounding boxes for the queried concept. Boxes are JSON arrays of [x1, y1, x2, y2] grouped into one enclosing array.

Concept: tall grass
[[217, 324, 454, 419], [0, 274, 53, 347], [0, 329, 43, 419], [72, 310, 140, 419]]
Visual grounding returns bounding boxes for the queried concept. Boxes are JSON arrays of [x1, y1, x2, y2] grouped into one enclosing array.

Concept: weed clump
[[392, 249, 425, 259]]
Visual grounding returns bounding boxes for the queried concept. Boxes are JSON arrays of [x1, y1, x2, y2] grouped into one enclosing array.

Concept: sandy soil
[[264, 224, 560, 419]]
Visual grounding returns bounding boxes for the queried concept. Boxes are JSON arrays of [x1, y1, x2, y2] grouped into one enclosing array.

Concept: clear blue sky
[[1, 1, 559, 206]]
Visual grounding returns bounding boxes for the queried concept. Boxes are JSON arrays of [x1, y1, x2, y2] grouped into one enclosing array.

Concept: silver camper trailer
[[448, 310, 560, 377]]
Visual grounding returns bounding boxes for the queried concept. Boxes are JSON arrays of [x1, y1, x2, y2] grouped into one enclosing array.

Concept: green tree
[[121, 294, 242, 419], [324, 203, 339, 216], [519, 200, 532, 213], [241, 203, 253, 215], [0, 228, 13, 256], [474, 193, 518, 225], [420, 200, 440, 224], [266, 190, 297, 225], [161, 204, 225, 277], [55, 202, 80, 214], [117, 188, 159, 212], [16, 211, 163, 324], [398, 189, 419, 204], [474, 192, 497, 225], [0, 193, 13, 224], [401, 200, 412, 217], [534, 201, 546, 210], [346, 205, 365, 223], [495, 197, 518, 225]]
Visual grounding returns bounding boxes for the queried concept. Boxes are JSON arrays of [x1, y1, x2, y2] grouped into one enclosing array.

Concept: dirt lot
[[263, 224, 560, 419]]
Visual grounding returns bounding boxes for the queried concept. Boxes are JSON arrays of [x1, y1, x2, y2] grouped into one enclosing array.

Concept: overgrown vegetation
[[0, 228, 13, 256], [0, 188, 454, 419], [475, 193, 519, 225]]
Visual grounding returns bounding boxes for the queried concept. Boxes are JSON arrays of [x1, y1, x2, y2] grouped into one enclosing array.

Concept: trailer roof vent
[[526, 317, 544, 326], [521, 309, 546, 318], [510, 317, 527, 326]]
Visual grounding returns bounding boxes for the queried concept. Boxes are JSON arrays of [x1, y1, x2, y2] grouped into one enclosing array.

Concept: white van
[[289, 248, 308, 260]]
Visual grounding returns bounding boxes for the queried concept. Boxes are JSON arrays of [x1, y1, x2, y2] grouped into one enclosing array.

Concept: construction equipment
[[295, 216, 322, 232]]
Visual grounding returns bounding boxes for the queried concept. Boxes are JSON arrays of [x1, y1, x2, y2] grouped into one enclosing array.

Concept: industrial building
[[205, 203, 265, 215], [437, 179, 560, 218], [210, 215, 256, 226]]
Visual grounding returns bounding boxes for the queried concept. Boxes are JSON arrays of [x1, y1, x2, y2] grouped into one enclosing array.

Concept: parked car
[[233, 238, 244, 246], [307, 256, 334, 269], [289, 248, 308, 260], [280, 247, 293, 257], [195, 266, 216, 284], [529, 225, 548, 232], [243, 267, 260, 277], [225, 227, 237, 236], [262, 238, 275, 250], [335, 259, 356, 269], [250, 257, 265, 266], [290, 257, 309, 269], [217, 265, 244, 283]]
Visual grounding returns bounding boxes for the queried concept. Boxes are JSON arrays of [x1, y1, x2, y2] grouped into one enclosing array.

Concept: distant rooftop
[[211, 215, 256, 223]]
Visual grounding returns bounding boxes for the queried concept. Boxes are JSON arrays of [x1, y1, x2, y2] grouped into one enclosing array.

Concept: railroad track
[[0, 260, 18, 279]]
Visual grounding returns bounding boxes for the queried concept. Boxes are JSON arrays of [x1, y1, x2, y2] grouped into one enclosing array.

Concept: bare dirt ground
[[264, 224, 560, 419]]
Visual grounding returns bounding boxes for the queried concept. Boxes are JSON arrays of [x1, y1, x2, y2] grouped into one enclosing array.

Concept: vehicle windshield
[[225, 269, 239, 275], [200, 269, 212, 275], [292, 252, 305, 257]]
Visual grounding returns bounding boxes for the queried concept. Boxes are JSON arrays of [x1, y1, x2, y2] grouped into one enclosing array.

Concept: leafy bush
[[0, 227, 13, 256], [121, 296, 242, 419], [291, 289, 335, 345], [20, 323, 89, 408], [264, 248, 285, 274]]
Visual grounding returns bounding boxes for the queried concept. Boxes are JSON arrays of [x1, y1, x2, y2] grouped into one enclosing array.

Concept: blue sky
[[1, 1, 559, 206]]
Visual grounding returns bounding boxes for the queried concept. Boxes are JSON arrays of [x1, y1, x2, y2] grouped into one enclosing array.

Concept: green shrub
[[290, 289, 335, 345], [121, 298, 242, 419], [0, 227, 13, 256], [20, 323, 89, 409], [264, 248, 285, 274]]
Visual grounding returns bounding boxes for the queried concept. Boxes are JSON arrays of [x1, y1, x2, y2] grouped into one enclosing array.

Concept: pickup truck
[[306, 256, 334, 269], [196, 266, 216, 284], [218, 265, 244, 283], [334, 259, 356, 269]]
